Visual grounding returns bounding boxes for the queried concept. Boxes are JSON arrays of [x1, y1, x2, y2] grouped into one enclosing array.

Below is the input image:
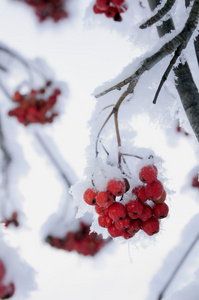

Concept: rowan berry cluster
[[46, 222, 107, 256], [8, 82, 60, 126], [1, 212, 19, 228], [0, 260, 15, 299], [93, 0, 128, 22], [13, 0, 68, 22], [83, 164, 169, 240]]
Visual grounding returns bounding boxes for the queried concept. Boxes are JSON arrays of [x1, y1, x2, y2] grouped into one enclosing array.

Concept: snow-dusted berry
[[132, 185, 148, 203], [107, 179, 125, 196], [142, 216, 159, 236], [96, 191, 115, 208], [95, 205, 109, 216], [139, 164, 158, 184], [127, 219, 142, 234], [98, 215, 113, 228], [108, 223, 124, 237], [111, 0, 125, 7], [126, 200, 143, 219], [83, 188, 98, 205], [139, 204, 153, 221], [153, 203, 169, 219], [108, 202, 126, 221], [115, 216, 131, 230], [145, 179, 164, 201]]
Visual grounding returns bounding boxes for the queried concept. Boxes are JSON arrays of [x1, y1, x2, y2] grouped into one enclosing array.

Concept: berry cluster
[[1, 212, 19, 228], [13, 0, 68, 22], [46, 222, 108, 256], [0, 260, 15, 299], [8, 82, 60, 126], [84, 164, 169, 240], [93, 0, 127, 22]]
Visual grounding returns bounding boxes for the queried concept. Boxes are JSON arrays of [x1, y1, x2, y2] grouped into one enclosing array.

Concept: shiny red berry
[[105, 6, 117, 18], [98, 215, 113, 228], [139, 204, 153, 221], [123, 230, 135, 240], [126, 200, 143, 219], [142, 216, 159, 236], [127, 219, 142, 234], [96, 191, 115, 208], [95, 205, 108, 215], [108, 223, 124, 238], [111, 0, 125, 7], [107, 179, 125, 196], [145, 180, 164, 201], [132, 185, 148, 203], [83, 188, 98, 205], [96, 0, 110, 10], [115, 216, 131, 230], [139, 164, 158, 184], [153, 203, 169, 219], [108, 202, 126, 221], [154, 189, 166, 203]]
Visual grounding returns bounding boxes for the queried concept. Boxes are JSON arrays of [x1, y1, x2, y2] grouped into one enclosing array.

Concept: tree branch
[[95, 0, 199, 99], [140, 0, 176, 29]]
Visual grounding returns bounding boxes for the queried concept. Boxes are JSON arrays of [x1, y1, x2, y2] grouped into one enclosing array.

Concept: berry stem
[[95, 80, 138, 158], [34, 132, 72, 188], [158, 233, 199, 300], [121, 153, 143, 160]]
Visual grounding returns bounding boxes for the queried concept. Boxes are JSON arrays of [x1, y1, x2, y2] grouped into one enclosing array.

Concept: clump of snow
[[0, 226, 36, 299]]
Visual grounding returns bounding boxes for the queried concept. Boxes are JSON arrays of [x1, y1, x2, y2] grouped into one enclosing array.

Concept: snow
[[0, 0, 199, 299]]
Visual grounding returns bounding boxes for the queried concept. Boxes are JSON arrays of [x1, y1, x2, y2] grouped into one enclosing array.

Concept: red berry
[[83, 188, 98, 205], [108, 223, 124, 238], [123, 230, 135, 240], [96, 191, 115, 208], [93, 4, 104, 14], [96, 0, 110, 11], [192, 176, 199, 188], [126, 200, 143, 219], [127, 219, 142, 234], [111, 0, 125, 7], [0, 261, 5, 282], [139, 204, 153, 221], [132, 185, 148, 203], [115, 216, 131, 230], [53, 88, 61, 96], [107, 179, 125, 196], [153, 203, 169, 219], [95, 205, 108, 215], [139, 164, 158, 184], [154, 190, 166, 203], [142, 216, 159, 236], [0, 283, 7, 298], [108, 202, 126, 221], [105, 6, 117, 18], [98, 215, 113, 228], [145, 180, 164, 201], [13, 91, 22, 102]]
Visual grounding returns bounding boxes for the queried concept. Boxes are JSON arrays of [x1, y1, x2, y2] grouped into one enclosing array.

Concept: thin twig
[[140, 0, 176, 29], [153, 45, 183, 104]]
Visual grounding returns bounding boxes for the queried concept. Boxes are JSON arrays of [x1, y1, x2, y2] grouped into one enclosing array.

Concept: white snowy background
[[0, 0, 199, 299]]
